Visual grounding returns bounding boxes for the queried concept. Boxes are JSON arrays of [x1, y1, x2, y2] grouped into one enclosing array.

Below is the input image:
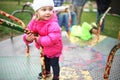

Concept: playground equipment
[[96, 7, 111, 43], [70, 7, 111, 46], [0, 2, 119, 79], [103, 31, 120, 80], [103, 43, 120, 80], [0, 9, 46, 80], [10, 2, 33, 41]]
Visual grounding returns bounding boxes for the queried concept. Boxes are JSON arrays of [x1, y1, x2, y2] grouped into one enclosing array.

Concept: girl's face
[[37, 6, 54, 20]]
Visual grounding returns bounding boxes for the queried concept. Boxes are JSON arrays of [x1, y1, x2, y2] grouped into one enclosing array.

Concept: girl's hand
[[26, 33, 35, 42]]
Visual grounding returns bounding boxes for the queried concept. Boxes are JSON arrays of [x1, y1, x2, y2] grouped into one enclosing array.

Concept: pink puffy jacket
[[23, 13, 63, 58]]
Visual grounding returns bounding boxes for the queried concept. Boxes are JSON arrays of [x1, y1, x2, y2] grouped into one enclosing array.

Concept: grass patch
[[0, 1, 33, 40], [0, 1, 120, 41], [82, 12, 120, 38]]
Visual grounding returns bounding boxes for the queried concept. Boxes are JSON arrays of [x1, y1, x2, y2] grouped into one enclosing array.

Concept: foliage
[[0, 0, 120, 40]]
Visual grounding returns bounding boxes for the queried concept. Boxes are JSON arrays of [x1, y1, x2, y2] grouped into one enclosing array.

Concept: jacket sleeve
[[37, 22, 61, 47], [23, 34, 33, 45], [23, 19, 36, 45]]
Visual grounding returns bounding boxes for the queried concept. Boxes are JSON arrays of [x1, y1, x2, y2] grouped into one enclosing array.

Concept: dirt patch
[[0, 34, 21, 42], [0, 35, 11, 42]]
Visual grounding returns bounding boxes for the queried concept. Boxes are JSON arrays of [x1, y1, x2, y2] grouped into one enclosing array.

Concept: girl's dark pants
[[44, 55, 60, 78]]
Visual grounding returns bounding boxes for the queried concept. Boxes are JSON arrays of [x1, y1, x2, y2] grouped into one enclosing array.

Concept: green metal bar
[[0, 19, 24, 32]]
